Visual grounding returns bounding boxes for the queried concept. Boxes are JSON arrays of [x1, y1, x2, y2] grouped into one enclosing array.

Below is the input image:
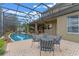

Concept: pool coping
[[8, 33, 15, 42]]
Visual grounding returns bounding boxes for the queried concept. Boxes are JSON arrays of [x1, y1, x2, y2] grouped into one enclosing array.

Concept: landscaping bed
[[0, 38, 6, 55]]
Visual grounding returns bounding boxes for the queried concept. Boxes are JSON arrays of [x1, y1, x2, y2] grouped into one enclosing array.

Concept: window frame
[[67, 15, 79, 34]]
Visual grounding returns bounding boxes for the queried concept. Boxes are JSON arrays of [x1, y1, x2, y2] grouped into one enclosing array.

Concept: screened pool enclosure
[[0, 3, 55, 36]]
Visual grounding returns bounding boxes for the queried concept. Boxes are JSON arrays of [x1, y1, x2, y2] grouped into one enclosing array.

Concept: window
[[67, 16, 79, 33]]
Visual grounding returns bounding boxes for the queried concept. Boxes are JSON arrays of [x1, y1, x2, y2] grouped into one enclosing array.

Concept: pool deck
[[4, 39, 79, 56]]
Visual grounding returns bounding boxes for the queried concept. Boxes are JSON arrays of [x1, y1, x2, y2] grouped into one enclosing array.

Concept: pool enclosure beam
[[4, 13, 26, 18], [15, 3, 42, 14], [1, 6, 34, 16], [1, 7, 35, 23], [0, 8, 3, 36], [41, 3, 50, 9], [3, 9, 9, 13], [27, 3, 42, 15], [0, 4, 45, 24]]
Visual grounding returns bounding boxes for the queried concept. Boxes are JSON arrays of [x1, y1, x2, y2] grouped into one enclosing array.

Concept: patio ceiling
[[0, 3, 55, 23]]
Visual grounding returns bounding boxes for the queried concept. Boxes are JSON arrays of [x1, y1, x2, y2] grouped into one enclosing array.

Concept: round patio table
[[41, 35, 56, 41]]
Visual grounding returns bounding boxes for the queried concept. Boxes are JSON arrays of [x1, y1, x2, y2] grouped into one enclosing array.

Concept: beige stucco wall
[[57, 11, 79, 43]]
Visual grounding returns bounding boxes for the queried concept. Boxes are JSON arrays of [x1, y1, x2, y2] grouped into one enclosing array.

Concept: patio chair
[[54, 35, 62, 51], [31, 34, 41, 47], [40, 39, 54, 56]]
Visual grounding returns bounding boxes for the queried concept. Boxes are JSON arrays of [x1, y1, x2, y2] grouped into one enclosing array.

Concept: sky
[[1, 3, 55, 23], [2, 3, 55, 12]]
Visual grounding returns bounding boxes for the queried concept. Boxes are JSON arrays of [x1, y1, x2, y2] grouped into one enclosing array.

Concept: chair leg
[[40, 51, 41, 56], [53, 44, 55, 56], [31, 41, 33, 48], [53, 50, 54, 56], [59, 44, 62, 52], [59, 44, 60, 50]]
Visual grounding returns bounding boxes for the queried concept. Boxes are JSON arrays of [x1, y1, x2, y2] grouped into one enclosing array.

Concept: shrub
[[0, 38, 6, 55]]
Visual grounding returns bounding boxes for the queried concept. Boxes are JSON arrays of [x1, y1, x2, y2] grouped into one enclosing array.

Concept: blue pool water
[[10, 33, 32, 41]]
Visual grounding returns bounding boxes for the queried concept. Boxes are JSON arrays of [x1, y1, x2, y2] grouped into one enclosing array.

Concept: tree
[[23, 23, 30, 33]]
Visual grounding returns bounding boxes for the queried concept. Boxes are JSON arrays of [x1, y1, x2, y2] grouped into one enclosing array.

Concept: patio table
[[36, 35, 57, 49]]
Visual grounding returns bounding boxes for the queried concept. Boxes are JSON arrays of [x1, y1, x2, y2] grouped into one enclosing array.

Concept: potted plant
[[0, 38, 6, 55]]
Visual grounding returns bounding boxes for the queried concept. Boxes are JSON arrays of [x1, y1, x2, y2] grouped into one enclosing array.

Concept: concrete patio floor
[[4, 39, 79, 56]]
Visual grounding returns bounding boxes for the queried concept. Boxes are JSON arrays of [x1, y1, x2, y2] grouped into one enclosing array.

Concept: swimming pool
[[10, 33, 32, 42]]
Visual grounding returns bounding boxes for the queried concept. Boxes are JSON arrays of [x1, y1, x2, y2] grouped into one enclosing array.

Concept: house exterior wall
[[57, 11, 79, 43]]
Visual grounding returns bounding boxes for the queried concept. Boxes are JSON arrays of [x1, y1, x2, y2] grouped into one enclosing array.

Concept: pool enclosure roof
[[0, 3, 55, 24]]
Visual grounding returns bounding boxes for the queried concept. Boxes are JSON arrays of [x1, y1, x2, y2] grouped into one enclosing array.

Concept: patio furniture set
[[31, 34, 62, 56]]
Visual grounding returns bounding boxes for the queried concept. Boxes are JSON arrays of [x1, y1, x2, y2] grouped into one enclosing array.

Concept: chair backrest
[[40, 39, 54, 51], [55, 35, 62, 44], [32, 34, 40, 42], [32, 34, 36, 39]]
